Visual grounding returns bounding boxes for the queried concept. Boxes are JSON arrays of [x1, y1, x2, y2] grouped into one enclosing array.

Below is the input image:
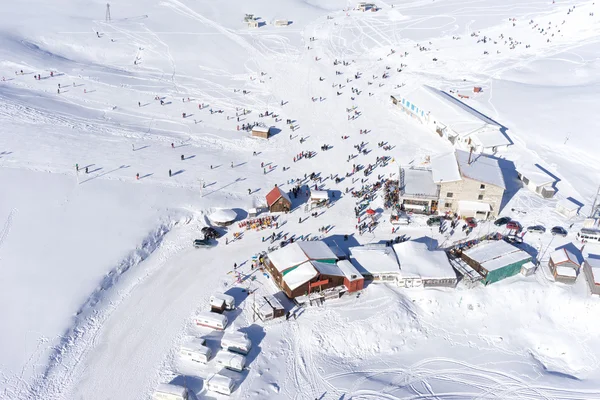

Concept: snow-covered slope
[[1, 0, 600, 398]]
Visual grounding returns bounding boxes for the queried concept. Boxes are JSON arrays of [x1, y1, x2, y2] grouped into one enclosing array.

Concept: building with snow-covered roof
[[461, 240, 532, 285], [392, 241, 457, 288], [434, 150, 506, 219], [349, 244, 401, 283], [264, 241, 341, 298], [391, 86, 510, 154], [516, 163, 557, 199], [251, 125, 271, 139], [455, 125, 512, 154], [253, 294, 285, 321], [266, 185, 291, 213], [555, 198, 580, 219], [583, 256, 600, 296], [548, 248, 581, 284], [398, 166, 440, 214], [336, 260, 364, 292]]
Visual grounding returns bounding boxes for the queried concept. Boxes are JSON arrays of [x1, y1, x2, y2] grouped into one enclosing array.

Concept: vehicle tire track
[[0, 208, 17, 253]]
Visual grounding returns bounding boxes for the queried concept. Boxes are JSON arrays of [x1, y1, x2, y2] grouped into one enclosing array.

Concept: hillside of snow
[[1, 0, 600, 399]]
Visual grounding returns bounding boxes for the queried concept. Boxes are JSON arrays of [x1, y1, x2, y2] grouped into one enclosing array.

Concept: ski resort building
[[392, 241, 457, 288], [266, 186, 292, 213], [555, 198, 580, 219], [398, 166, 440, 214], [516, 163, 557, 199], [390, 86, 511, 154], [548, 248, 581, 284], [461, 240, 532, 285], [253, 294, 285, 321], [264, 241, 342, 298], [349, 244, 401, 283], [432, 150, 506, 219], [336, 260, 365, 292], [583, 256, 600, 296]]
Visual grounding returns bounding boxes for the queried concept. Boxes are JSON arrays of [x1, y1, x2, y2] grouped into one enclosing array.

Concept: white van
[[152, 383, 189, 400], [206, 373, 235, 396], [194, 311, 228, 330], [221, 331, 252, 355], [214, 350, 246, 372], [210, 293, 235, 312], [180, 338, 212, 364]]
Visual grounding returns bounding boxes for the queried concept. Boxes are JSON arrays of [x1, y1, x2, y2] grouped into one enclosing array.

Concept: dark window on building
[[480, 184, 486, 189], [478, 194, 484, 200], [445, 202, 452, 208], [447, 192, 454, 198]]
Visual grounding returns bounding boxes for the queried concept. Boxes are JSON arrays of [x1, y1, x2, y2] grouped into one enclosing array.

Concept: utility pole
[[590, 184, 600, 218], [105, 3, 111, 23]]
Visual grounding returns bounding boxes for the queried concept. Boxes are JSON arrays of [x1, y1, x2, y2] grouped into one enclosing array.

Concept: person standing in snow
[[75, 163, 79, 172], [85, 167, 88, 174], [169, 169, 172, 177]]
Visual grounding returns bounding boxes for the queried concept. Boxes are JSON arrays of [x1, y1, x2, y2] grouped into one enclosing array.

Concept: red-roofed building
[[266, 185, 291, 213]]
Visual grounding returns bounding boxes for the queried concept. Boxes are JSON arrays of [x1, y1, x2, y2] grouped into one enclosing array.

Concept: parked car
[[504, 234, 523, 244], [506, 221, 522, 231], [202, 226, 221, 239], [527, 225, 546, 234], [465, 217, 477, 228], [193, 238, 215, 248], [494, 217, 511, 226], [551, 226, 568, 237], [427, 216, 443, 226]]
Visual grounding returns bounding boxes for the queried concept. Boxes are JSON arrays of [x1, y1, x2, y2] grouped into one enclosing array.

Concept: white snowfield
[[1, 0, 600, 399]]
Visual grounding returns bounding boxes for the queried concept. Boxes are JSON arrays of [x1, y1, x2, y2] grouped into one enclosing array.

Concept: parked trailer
[[214, 351, 246, 372], [180, 338, 212, 364], [210, 293, 235, 313], [152, 383, 189, 400], [194, 311, 228, 330], [206, 373, 235, 396], [274, 19, 289, 26], [221, 331, 252, 355]]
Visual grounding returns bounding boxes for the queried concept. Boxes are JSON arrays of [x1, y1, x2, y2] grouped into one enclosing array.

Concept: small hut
[[252, 126, 270, 139], [548, 248, 580, 283], [266, 185, 291, 213], [209, 208, 238, 227]]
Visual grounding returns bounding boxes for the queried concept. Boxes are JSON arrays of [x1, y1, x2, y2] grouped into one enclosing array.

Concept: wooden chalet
[[266, 185, 292, 213]]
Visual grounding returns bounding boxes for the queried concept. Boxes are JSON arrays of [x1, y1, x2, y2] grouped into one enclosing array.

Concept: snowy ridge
[[21, 213, 191, 400]]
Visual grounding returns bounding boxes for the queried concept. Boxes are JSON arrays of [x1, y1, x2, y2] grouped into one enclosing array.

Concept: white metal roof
[[154, 383, 187, 397], [310, 190, 329, 200], [311, 260, 345, 277], [336, 260, 363, 282], [464, 240, 531, 272], [207, 373, 233, 388], [521, 261, 536, 271], [349, 246, 400, 275], [458, 200, 491, 213], [517, 163, 556, 188], [401, 85, 488, 135], [393, 241, 456, 280], [455, 150, 506, 189], [402, 167, 439, 197], [297, 241, 337, 260], [282, 262, 318, 290], [181, 338, 210, 355], [268, 241, 337, 273], [556, 266, 577, 278], [209, 208, 237, 223], [557, 198, 579, 211], [473, 126, 512, 148], [431, 152, 461, 183], [550, 248, 580, 266], [268, 244, 311, 272], [586, 257, 600, 284]]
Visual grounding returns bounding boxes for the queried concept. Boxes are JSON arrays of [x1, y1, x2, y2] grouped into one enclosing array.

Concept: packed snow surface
[[2, 0, 600, 399]]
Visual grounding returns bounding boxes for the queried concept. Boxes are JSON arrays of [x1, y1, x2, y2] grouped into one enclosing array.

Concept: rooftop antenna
[[105, 3, 111, 23]]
